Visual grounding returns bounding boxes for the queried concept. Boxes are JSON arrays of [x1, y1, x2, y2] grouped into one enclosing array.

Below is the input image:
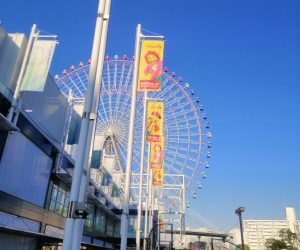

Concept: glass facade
[[49, 183, 70, 217], [94, 209, 106, 234], [84, 203, 95, 229]]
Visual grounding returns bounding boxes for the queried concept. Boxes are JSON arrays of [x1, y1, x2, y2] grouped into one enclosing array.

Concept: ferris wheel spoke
[[74, 69, 87, 95], [115, 93, 132, 123], [149, 75, 174, 100], [99, 95, 110, 127], [113, 61, 118, 91], [163, 106, 195, 121], [123, 62, 134, 92], [114, 62, 125, 117], [67, 74, 84, 97], [56, 79, 70, 98], [105, 62, 113, 126], [115, 135, 142, 169]]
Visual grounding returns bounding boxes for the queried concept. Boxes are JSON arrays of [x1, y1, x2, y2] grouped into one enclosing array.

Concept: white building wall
[[243, 208, 300, 250], [285, 207, 297, 233]]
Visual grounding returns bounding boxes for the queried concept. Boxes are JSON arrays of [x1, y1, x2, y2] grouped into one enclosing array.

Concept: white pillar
[[71, 0, 111, 248], [136, 91, 148, 250], [143, 143, 151, 250], [120, 24, 141, 250], [62, 0, 108, 249]]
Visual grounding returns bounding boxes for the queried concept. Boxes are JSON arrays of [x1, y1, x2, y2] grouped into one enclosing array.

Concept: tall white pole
[[120, 23, 141, 250], [143, 142, 151, 250], [71, 0, 111, 248], [7, 24, 37, 122], [149, 169, 153, 232], [62, 0, 107, 249], [136, 91, 148, 250]]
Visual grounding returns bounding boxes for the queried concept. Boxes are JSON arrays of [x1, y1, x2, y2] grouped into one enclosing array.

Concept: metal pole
[[157, 220, 160, 250], [239, 213, 245, 250], [120, 23, 141, 250], [143, 142, 151, 250], [149, 169, 154, 233], [71, 0, 111, 248], [211, 238, 214, 250], [7, 24, 37, 122], [181, 176, 185, 244], [170, 223, 173, 250], [62, 0, 107, 249], [73, 0, 111, 249], [136, 91, 148, 250]]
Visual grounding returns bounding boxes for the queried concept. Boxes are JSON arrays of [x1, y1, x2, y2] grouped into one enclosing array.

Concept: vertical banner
[[146, 102, 164, 142], [150, 137, 164, 169], [138, 40, 164, 92], [20, 40, 56, 92], [152, 168, 164, 186]]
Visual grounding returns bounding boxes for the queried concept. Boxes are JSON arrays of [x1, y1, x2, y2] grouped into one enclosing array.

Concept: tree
[[279, 229, 298, 250], [265, 228, 299, 250], [235, 244, 250, 250], [265, 238, 287, 250]]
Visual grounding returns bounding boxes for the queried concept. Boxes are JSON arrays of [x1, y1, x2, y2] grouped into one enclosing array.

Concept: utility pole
[[136, 91, 148, 250], [235, 207, 245, 250], [120, 23, 142, 250], [62, 0, 110, 248]]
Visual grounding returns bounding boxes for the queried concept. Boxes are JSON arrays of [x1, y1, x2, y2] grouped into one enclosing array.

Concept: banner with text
[[21, 40, 56, 92], [138, 40, 164, 91], [146, 102, 164, 142], [150, 137, 164, 169]]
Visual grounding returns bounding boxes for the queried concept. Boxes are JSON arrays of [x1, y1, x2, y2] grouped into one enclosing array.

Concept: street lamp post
[[235, 207, 245, 250]]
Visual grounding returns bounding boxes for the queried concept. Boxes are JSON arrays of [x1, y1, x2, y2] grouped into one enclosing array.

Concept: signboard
[[21, 40, 56, 92], [146, 102, 164, 142], [138, 40, 164, 91], [152, 168, 164, 187], [150, 137, 164, 169]]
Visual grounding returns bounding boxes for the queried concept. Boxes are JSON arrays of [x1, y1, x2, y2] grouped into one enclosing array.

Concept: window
[[107, 218, 114, 236], [95, 209, 106, 234], [49, 183, 70, 217], [84, 203, 95, 229]]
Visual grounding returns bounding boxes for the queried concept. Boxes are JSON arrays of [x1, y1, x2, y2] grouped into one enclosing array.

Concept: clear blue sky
[[2, 1, 300, 231]]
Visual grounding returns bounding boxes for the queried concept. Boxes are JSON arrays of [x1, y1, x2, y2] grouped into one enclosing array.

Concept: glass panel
[[49, 200, 55, 212], [55, 203, 63, 215], [56, 190, 65, 203]]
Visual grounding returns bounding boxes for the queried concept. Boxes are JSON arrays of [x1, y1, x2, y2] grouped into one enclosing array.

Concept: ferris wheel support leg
[[136, 91, 148, 250], [62, 0, 109, 249], [120, 24, 142, 250]]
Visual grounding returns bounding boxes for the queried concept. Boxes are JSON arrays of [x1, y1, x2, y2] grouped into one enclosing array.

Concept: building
[[0, 24, 140, 250], [231, 207, 300, 250]]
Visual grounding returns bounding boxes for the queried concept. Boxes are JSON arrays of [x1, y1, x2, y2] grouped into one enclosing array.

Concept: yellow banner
[[150, 137, 164, 169], [152, 168, 164, 187], [138, 40, 164, 92], [146, 102, 164, 142]]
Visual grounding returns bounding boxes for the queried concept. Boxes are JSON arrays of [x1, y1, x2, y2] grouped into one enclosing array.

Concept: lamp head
[[235, 207, 245, 214]]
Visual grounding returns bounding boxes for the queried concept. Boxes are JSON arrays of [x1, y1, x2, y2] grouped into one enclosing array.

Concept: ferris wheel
[[55, 55, 212, 209]]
